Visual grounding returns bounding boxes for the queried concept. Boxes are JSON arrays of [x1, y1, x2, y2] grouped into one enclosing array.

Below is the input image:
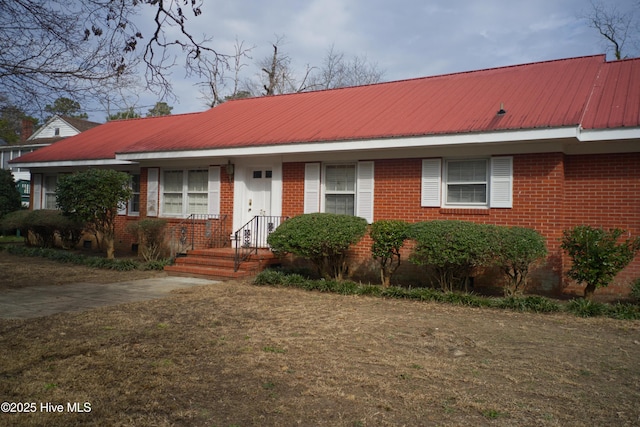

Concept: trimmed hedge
[[409, 220, 495, 292], [0, 209, 84, 248], [267, 213, 367, 280]]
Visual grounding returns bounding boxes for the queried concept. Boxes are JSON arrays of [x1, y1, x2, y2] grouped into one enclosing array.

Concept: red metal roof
[[13, 54, 640, 164], [580, 58, 640, 129], [14, 113, 200, 163]]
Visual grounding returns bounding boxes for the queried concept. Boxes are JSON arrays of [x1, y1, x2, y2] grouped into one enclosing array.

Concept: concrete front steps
[[164, 247, 279, 280]]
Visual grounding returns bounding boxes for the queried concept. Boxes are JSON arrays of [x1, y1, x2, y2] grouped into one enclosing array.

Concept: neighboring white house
[[0, 115, 100, 205]]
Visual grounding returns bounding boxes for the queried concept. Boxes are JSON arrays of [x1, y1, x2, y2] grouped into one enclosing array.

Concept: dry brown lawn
[[1, 251, 639, 426]]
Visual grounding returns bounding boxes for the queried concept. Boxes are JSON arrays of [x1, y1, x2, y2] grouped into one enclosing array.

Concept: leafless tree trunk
[[585, 1, 637, 60]]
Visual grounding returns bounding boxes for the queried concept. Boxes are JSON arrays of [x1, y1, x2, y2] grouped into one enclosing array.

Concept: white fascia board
[[116, 127, 579, 161], [578, 127, 640, 142], [10, 159, 136, 168]]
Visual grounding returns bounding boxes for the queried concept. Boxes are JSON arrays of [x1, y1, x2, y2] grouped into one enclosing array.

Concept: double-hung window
[[324, 164, 356, 215], [445, 159, 488, 206], [421, 157, 513, 208], [303, 161, 374, 223], [44, 175, 58, 209], [129, 174, 140, 215], [162, 169, 209, 216]]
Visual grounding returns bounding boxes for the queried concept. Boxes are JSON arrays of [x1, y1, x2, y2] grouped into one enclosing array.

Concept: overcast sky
[[97, 0, 637, 121]]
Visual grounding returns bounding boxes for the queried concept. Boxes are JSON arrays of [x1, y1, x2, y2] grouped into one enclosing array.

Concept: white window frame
[[322, 163, 357, 216], [304, 161, 374, 222], [443, 158, 489, 207], [43, 174, 58, 210], [160, 168, 209, 217], [421, 157, 513, 209], [128, 173, 141, 216]]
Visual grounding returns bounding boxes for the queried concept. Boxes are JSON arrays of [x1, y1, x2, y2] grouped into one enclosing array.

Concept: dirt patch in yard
[[0, 251, 164, 291], [1, 252, 639, 426]]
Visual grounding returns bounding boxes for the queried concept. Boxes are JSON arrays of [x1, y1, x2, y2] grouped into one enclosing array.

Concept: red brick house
[[12, 54, 640, 295]]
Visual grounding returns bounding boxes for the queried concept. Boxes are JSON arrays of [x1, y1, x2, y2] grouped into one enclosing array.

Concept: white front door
[[247, 169, 272, 217], [242, 168, 273, 247]]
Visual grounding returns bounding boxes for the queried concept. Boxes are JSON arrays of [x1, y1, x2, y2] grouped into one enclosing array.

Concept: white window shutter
[[208, 166, 221, 216], [304, 163, 321, 213], [32, 174, 42, 210], [490, 156, 513, 208], [146, 168, 159, 217], [421, 159, 442, 207], [356, 161, 374, 223]]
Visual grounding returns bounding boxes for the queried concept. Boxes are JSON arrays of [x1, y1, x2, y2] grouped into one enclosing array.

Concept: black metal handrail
[[234, 215, 287, 271], [168, 213, 228, 258]]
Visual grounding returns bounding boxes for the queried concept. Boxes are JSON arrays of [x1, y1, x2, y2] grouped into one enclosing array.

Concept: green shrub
[[142, 259, 171, 271], [0, 169, 21, 220], [267, 213, 367, 280], [14, 209, 85, 248], [495, 295, 561, 313], [409, 221, 495, 292], [126, 218, 168, 261], [370, 220, 410, 287], [0, 209, 30, 240], [566, 299, 608, 317], [630, 278, 640, 303], [561, 226, 640, 300], [492, 226, 547, 296], [254, 269, 288, 286], [606, 303, 640, 320]]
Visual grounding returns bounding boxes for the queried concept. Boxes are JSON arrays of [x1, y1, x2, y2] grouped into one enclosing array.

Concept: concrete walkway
[[0, 277, 218, 319]]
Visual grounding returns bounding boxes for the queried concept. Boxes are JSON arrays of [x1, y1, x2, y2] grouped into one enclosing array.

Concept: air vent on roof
[[497, 103, 507, 116]]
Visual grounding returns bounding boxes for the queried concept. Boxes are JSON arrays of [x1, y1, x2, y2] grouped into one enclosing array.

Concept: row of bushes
[[253, 270, 640, 320], [1, 210, 169, 262], [1, 209, 85, 248], [2, 244, 169, 271], [267, 214, 547, 296]]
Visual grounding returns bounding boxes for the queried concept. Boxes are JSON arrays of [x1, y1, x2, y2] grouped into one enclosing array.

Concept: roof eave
[[578, 127, 640, 142], [10, 159, 136, 168], [115, 127, 580, 161]]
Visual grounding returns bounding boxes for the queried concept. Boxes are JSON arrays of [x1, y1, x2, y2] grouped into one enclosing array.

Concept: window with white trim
[[304, 161, 374, 223], [161, 169, 209, 216], [129, 173, 140, 215], [445, 159, 488, 206], [421, 157, 513, 209], [324, 164, 356, 215], [43, 175, 58, 209]]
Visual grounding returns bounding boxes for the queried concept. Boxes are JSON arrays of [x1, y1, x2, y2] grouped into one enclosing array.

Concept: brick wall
[[282, 153, 640, 296], [563, 153, 640, 294], [113, 165, 235, 254]]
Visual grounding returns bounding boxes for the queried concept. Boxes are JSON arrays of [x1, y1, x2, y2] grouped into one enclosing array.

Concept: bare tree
[[0, 0, 229, 115], [259, 36, 315, 96], [586, 1, 638, 60], [310, 45, 385, 90], [199, 38, 254, 107]]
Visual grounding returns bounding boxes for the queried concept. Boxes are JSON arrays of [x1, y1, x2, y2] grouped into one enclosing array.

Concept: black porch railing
[[234, 215, 287, 272], [168, 214, 228, 258]]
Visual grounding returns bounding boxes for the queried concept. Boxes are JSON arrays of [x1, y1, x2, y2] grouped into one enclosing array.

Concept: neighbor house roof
[[12, 54, 640, 166]]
